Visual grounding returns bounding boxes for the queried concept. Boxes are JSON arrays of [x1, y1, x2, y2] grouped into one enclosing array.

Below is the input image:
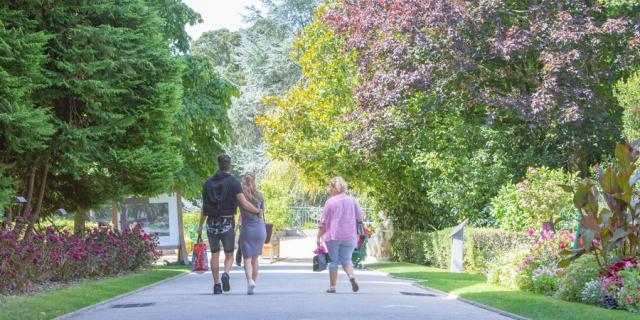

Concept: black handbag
[[313, 252, 331, 272], [356, 221, 365, 235]]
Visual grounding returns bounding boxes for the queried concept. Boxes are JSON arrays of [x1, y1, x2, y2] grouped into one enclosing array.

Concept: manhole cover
[[400, 292, 436, 297], [111, 303, 155, 308]]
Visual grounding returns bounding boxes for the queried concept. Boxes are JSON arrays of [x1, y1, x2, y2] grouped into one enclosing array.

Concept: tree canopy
[[259, 1, 640, 230], [0, 1, 234, 224]]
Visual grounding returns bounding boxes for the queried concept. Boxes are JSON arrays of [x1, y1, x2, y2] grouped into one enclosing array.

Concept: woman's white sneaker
[[247, 280, 255, 295]]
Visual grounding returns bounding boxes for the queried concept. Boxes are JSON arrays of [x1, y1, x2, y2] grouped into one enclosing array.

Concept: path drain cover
[[400, 292, 436, 297], [111, 303, 155, 308]]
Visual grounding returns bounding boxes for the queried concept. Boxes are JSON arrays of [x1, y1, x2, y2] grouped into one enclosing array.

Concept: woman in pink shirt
[[316, 176, 363, 293]]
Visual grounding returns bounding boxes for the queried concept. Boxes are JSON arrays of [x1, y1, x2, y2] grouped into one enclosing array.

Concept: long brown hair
[[241, 172, 263, 206]]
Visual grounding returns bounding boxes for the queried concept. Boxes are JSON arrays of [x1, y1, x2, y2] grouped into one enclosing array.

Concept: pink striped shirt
[[319, 194, 363, 241]]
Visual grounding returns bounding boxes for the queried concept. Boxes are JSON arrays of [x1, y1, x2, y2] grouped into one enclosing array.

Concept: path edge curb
[[54, 271, 190, 320], [369, 268, 529, 320]]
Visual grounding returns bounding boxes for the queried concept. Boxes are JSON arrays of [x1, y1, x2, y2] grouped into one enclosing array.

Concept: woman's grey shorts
[[325, 238, 357, 272]]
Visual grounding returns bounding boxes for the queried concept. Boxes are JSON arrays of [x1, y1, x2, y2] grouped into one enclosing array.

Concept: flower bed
[[484, 226, 640, 314], [0, 217, 160, 294]]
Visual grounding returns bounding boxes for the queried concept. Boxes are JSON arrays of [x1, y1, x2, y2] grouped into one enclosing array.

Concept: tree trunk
[[6, 206, 12, 222], [74, 209, 85, 236], [111, 201, 118, 230], [24, 157, 39, 214], [33, 160, 49, 219], [175, 188, 188, 265]]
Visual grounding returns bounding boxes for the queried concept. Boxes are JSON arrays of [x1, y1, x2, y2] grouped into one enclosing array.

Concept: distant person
[[198, 155, 263, 295], [316, 176, 363, 293], [239, 172, 267, 295]]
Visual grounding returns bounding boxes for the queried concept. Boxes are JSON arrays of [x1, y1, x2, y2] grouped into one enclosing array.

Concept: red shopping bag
[[192, 236, 209, 272]]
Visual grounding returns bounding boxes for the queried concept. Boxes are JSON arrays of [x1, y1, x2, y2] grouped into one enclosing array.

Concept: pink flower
[[627, 295, 633, 304], [527, 228, 535, 237], [524, 258, 531, 266]]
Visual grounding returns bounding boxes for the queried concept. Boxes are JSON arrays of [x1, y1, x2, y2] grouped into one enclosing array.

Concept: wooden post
[[175, 188, 188, 265], [74, 209, 85, 236], [111, 201, 118, 230], [449, 219, 468, 273]]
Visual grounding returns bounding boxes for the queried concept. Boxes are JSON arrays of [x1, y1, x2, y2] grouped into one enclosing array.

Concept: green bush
[[38, 218, 98, 233], [581, 279, 605, 306], [183, 212, 205, 241], [615, 69, 640, 141], [555, 255, 601, 302], [489, 183, 525, 231], [531, 266, 562, 296], [485, 248, 529, 288], [489, 167, 577, 231], [391, 227, 528, 273]]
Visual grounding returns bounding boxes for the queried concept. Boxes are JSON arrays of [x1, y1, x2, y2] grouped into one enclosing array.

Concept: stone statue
[[367, 211, 394, 260]]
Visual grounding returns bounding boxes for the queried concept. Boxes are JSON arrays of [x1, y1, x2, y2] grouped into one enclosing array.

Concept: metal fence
[[289, 206, 373, 229]]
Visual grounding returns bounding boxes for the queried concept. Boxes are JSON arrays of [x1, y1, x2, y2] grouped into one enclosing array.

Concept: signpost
[[449, 219, 468, 273]]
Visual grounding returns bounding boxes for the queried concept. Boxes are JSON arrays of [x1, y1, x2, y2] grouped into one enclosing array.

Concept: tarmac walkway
[[58, 261, 511, 320]]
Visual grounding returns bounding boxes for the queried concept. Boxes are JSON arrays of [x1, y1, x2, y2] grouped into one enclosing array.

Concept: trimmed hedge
[[391, 227, 529, 273]]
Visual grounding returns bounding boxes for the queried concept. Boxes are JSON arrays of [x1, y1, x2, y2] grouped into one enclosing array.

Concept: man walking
[[198, 155, 263, 294]]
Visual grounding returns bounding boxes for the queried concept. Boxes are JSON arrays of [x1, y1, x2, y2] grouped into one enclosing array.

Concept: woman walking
[[239, 172, 266, 295], [316, 176, 363, 293]]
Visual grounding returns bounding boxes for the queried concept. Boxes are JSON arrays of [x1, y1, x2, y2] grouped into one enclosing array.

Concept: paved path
[[59, 262, 510, 320]]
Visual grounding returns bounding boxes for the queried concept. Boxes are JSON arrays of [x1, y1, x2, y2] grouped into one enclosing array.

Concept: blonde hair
[[242, 172, 263, 206], [330, 176, 348, 194]]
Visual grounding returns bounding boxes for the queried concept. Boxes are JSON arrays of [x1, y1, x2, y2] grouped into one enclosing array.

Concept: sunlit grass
[[0, 266, 189, 320], [369, 263, 638, 320]]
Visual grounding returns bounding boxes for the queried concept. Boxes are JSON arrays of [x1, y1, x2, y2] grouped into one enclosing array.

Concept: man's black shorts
[[206, 216, 235, 253]]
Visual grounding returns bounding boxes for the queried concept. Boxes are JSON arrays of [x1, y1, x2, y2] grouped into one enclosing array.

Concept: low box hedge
[[391, 227, 528, 273]]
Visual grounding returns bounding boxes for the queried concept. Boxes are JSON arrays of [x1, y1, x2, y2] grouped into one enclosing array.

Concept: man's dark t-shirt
[[202, 171, 243, 217]]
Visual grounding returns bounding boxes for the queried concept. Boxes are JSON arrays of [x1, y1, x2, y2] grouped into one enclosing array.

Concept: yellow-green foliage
[[260, 160, 323, 231], [257, 4, 360, 183], [38, 218, 98, 233], [490, 167, 577, 231], [391, 228, 529, 274], [615, 71, 640, 141]]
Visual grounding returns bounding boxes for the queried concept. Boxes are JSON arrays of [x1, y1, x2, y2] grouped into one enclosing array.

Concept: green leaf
[[573, 180, 593, 209], [615, 143, 633, 174], [558, 249, 585, 268], [611, 228, 629, 243], [559, 184, 574, 193], [581, 228, 595, 252], [600, 167, 619, 194]]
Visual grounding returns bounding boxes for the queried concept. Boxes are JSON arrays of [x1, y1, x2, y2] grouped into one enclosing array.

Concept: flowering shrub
[[582, 279, 605, 306], [0, 218, 160, 294], [489, 167, 576, 232], [485, 248, 528, 289], [617, 267, 640, 313], [532, 265, 564, 295], [597, 258, 640, 312], [555, 254, 600, 302], [516, 227, 573, 295]]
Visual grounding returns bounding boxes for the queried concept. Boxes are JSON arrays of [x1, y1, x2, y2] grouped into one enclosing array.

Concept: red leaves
[[323, 0, 640, 152], [0, 220, 159, 294]]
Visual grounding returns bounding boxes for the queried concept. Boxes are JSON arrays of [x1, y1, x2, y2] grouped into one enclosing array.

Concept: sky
[[182, 0, 266, 41]]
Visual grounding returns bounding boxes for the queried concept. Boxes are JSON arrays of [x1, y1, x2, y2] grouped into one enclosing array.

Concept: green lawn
[[369, 262, 639, 320], [0, 266, 189, 320]]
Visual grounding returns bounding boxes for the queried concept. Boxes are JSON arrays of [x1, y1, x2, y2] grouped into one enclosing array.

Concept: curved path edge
[[378, 271, 529, 320], [54, 272, 189, 320]]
